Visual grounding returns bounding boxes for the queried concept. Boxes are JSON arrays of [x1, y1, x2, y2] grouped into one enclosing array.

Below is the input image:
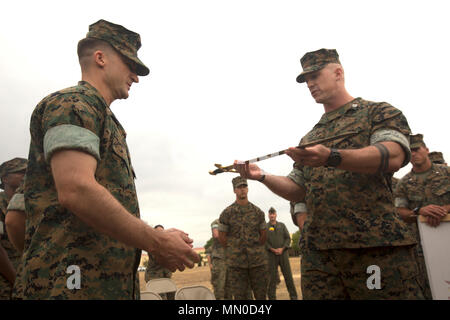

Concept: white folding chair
[[140, 291, 163, 300], [145, 278, 177, 300], [175, 285, 216, 300]]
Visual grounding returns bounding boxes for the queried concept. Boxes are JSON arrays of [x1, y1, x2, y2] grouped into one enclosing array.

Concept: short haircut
[[77, 37, 114, 61], [154, 224, 164, 230]]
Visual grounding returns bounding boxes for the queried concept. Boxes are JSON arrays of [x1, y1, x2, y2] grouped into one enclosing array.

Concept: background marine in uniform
[[218, 176, 268, 300], [207, 218, 231, 299], [0, 157, 27, 299], [394, 134, 449, 299]]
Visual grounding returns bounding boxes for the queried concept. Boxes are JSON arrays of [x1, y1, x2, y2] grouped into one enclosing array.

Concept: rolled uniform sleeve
[[218, 210, 229, 233], [218, 223, 228, 232], [286, 160, 308, 226], [44, 124, 100, 162], [369, 103, 412, 167], [41, 95, 104, 163], [290, 201, 307, 227], [7, 193, 25, 212]]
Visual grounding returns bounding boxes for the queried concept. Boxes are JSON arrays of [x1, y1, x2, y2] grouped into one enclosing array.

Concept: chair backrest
[[175, 285, 216, 300], [140, 291, 163, 300], [145, 278, 177, 295]]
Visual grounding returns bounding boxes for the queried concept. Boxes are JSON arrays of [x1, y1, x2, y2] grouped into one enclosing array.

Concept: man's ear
[[335, 66, 344, 81], [93, 50, 107, 68]]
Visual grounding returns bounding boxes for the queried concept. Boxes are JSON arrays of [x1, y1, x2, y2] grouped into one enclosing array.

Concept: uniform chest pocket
[[111, 136, 132, 178], [327, 129, 367, 149], [432, 183, 450, 197]]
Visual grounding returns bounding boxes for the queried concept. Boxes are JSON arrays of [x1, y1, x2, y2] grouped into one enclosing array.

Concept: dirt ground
[[139, 256, 302, 300]]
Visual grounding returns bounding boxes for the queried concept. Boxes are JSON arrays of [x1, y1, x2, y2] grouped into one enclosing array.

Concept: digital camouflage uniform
[[290, 201, 307, 259], [144, 254, 174, 299], [1, 192, 20, 299], [19, 78, 143, 299], [18, 20, 150, 299], [144, 254, 172, 282], [394, 153, 450, 299], [266, 220, 298, 300], [219, 199, 268, 300], [6, 182, 25, 299], [0, 158, 27, 299], [289, 49, 422, 300], [209, 219, 231, 299]]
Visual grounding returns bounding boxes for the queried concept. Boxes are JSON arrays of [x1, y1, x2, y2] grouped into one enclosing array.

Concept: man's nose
[[131, 73, 139, 83]]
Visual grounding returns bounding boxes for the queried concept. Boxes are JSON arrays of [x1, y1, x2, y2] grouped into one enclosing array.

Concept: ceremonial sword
[[209, 132, 357, 175]]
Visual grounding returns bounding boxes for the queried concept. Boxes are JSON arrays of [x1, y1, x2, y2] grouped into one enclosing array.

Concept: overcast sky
[[1, 0, 449, 248]]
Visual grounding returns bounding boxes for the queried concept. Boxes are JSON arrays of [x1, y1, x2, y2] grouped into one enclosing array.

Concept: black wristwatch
[[325, 148, 342, 167], [412, 207, 421, 215]]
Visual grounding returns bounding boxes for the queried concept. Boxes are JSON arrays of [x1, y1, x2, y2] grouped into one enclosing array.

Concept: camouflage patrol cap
[[268, 207, 276, 213], [0, 157, 27, 189], [86, 19, 149, 76], [428, 151, 446, 164], [410, 134, 426, 149], [296, 48, 341, 83], [232, 176, 247, 188]]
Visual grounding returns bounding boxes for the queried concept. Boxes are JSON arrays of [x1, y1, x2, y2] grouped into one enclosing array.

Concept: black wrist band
[[373, 143, 390, 174], [258, 174, 266, 182]]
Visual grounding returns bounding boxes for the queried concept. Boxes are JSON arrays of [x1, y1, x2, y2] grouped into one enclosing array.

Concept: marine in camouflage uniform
[[218, 177, 268, 300], [394, 134, 450, 299], [144, 254, 172, 281], [266, 207, 297, 300], [5, 182, 26, 299], [290, 201, 307, 257], [0, 158, 27, 299], [18, 20, 150, 299], [428, 151, 446, 165], [144, 255, 174, 300], [208, 219, 231, 299], [234, 49, 423, 299], [1, 192, 18, 300]]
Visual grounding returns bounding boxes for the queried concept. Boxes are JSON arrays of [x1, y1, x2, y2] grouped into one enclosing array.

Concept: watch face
[[327, 149, 341, 167]]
